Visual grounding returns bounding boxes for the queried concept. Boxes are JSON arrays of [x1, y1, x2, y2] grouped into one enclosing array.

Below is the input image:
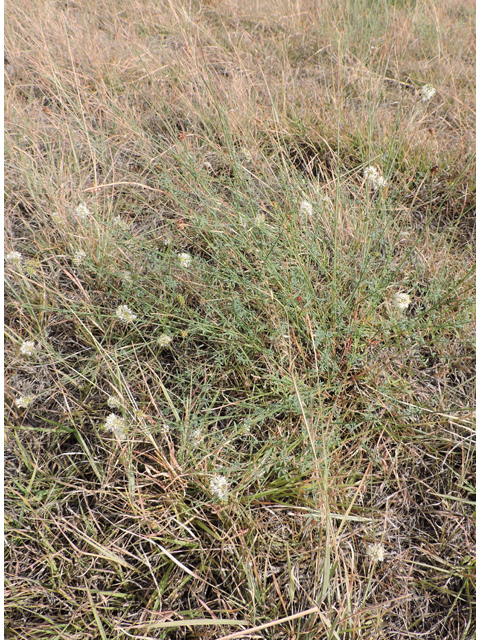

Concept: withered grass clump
[[5, 1, 474, 639]]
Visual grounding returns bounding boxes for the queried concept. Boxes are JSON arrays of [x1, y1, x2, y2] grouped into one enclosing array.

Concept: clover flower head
[[116, 305, 137, 323], [210, 474, 229, 501], [254, 213, 265, 227], [107, 395, 123, 409], [240, 148, 253, 163], [160, 423, 170, 436], [178, 253, 192, 268], [113, 216, 130, 231], [74, 204, 93, 220], [191, 429, 204, 446], [393, 292, 411, 311], [367, 543, 386, 563], [20, 341, 36, 356], [299, 200, 313, 217], [73, 250, 87, 267], [374, 175, 387, 189], [157, 334, 173, 348], [15, 395, 35, 409], [364, 166, 387, 191], [420, 84, 436, 102], [243, 419, 252, 435], [6, 251, 23, 266], [105, 413, 128, 440], [364, 166, 379, 181]]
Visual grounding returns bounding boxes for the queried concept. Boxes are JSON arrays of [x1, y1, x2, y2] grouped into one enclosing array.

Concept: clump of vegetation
[[5, 1, 475, 638]]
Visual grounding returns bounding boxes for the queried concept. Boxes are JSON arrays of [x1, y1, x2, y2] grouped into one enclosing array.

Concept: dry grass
[[5, 1, 475, 639]]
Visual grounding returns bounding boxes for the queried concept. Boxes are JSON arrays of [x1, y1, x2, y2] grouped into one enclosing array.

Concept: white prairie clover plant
[[156, 334, 173, 348], [178, 253, 192, 268], [105, 413, 128, 440], [367, 543, 386, 563], [107, 395, 123, 409], [420, 84, 436, 102], [392, 292, 411, 311], [15, 395, 35, 409], [20, 341, 36, 356], [6, 251, 23, 267], [74, 204, 93, 220], [210, 474, 229, 501], [299, 200, 313, 217], [116, 305, 137, 323], [364, 166, 387, 191]]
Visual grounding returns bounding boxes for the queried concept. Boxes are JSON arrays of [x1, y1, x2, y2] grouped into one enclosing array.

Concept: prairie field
[[4, 0, 475, 638]]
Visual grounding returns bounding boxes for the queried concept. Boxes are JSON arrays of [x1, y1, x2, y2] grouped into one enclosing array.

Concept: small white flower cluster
[[240, 148, 253, 163], [107, 395, 123, 409], [116, 305, 137, 323], [160, 423, 170, 436], [15, 395, 35, 409], [6, 251, 23, 267], [367, 543, 386, 563], [393, 292, 411, 311], [105, 413, 128, 440], [420, 84, 436, 102], [191, 429, 204, 446], [364, 166, 387, 191], [20, 341, 36, 356], [73, 250, 87, 267], [178, 253, 192, 268], [157, 334, 173, 348], [113, 216, 130, 231], [299, 200, 313, 217], [242, 419, 252, 435], [210, 474, 229, 501], [74, 204, 93, 220]]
